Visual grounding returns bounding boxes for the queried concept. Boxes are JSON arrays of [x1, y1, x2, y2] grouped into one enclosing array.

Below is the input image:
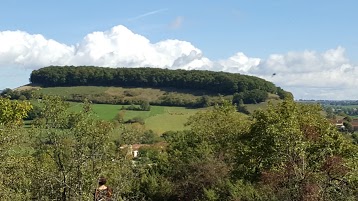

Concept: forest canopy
[[30, 66, 290, 98]]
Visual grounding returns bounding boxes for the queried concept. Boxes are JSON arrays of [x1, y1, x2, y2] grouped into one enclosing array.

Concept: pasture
[[68, 102, 204, 133], [23, 85, 281, 133]]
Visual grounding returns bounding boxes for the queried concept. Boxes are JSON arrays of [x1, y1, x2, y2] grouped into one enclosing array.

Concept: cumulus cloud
[[250, 47, 348, 75], [0, 25, 212, 70], [248, 47, 358, 99], [217, 52, 261, 73], [0, 25, 358, 100], [72, 25, 215, 69], [0, 30, 73, 68]]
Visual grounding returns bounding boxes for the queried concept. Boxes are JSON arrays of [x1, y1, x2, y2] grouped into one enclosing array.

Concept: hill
[[28, 66, 292, 106]]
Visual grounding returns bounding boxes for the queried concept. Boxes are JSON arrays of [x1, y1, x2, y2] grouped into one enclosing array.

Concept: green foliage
[[140, 130, 161, 144], [30, 66, 283, 96], [29, 96, 117, 200], [125, 116, 145, 125], [140, 100, 151, 111], [236, 98, 250, 114], [0, 98, 32, 127], [344, 121, 354, 133], [0, 99, 34, 200], [155, 101, 252, 200], [24, 104, 42, 120], [139, 171, 174, 200], [276, 86, 293, 100], [1, 88, 34, 100], [121, 100, 151, 111], [185, 100, 251, 155], [0, 94, 357, 200], [67, 102, 200, 133], [113, 110, 126, 124], [233, 89, 269, 104], [194, 95, 211, 108], [241, 99, 358, 200], [352, 132, 358, 144]]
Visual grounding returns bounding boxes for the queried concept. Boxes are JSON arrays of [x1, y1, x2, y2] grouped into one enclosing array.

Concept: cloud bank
[[0, 25, 357, 100]]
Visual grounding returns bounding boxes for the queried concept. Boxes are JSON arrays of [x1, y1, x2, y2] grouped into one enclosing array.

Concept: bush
[[233, 90, 268, 104], [25, 105, 43, 120], [125, 116, 145, 125], [140, 100, 151, 111], [141, 130, 161, 144]]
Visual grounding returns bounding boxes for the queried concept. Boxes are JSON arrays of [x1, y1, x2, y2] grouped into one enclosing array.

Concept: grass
[[245, 99, 281, 113], [338, 105, 358, 109], [67, 102, 202, 133], [37, 86, 109, 98], [25, 86, 283, 133], [27, 94, 282, 134], [69, 102, 122, 121], [35, 86, 213, 102], [145, 106, 204, 133]]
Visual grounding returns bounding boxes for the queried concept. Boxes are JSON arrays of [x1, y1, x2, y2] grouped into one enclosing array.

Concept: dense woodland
[[30, 66, 291, 99], [0, 96, 357, 200]]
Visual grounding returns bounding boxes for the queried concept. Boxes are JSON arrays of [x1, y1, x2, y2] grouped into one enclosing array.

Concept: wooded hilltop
[[30, 66, 291, 99]]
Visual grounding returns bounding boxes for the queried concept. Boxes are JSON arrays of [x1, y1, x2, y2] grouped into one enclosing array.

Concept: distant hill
[[0, 66, 293, 107], [30, 66, 291, 98]]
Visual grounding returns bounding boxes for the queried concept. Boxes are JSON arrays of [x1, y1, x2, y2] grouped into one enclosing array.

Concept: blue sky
[[1, 0, 358, 99]]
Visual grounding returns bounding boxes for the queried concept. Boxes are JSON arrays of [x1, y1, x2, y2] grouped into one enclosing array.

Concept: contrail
[[128, 8, 168, 21]]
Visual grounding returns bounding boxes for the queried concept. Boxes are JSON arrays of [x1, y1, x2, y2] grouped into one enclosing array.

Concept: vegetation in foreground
[[0, 96, 357, 200]]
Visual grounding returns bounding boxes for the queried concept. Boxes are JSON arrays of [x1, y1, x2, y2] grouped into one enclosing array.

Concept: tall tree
[[242, 99, 358, 200], [0, 98, 33, 200], [30, 96, 116, 200]]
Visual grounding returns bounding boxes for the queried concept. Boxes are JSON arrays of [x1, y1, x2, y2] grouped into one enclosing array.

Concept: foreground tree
[[241, 99, 358, 200], [152, 101, 255, 201], [0, 98, 33, 200], [29, 97, 118, 200]]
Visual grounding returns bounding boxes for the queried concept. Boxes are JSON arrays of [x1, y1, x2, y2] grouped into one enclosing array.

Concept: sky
[[1, 0, 358, 100]]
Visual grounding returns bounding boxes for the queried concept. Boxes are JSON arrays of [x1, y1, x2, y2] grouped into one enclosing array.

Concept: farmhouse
[[119, 142, 167, 159], [331, 119, 345, 130], [330, 118, 358, 132], [120, 144, 147, 158]]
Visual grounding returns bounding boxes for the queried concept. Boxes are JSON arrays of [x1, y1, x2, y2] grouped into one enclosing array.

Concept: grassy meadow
[[22, 85, 281, 133], [68, 102, 204, 134], [35, 86, 213, 102]]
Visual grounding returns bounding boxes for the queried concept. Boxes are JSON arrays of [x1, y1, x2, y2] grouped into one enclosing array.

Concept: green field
[[68, 101, 278, 134], [68, 102, 204, 133], [245, 98, 281, 113], [34, 86, 211, 102], [22, 85, 281, 133], [38, 86, 109, 98]]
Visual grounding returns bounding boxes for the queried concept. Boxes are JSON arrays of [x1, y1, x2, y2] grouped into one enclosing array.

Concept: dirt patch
[[15, 85, 41, 91]]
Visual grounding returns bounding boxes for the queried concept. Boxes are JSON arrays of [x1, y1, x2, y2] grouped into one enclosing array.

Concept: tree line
[[30, 66, 291, 98], [0, 96, 357, 200]]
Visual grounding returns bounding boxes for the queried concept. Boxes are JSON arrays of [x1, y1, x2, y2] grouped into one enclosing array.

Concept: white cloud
[[71, 25, 213, 69], [247, 47, 358, 99], [0, 25, 212, 70], [250, 47, 348, 75], [217, 52, 261, 73], [0, 30, 73, 68], [0, 25, 358, 100]]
